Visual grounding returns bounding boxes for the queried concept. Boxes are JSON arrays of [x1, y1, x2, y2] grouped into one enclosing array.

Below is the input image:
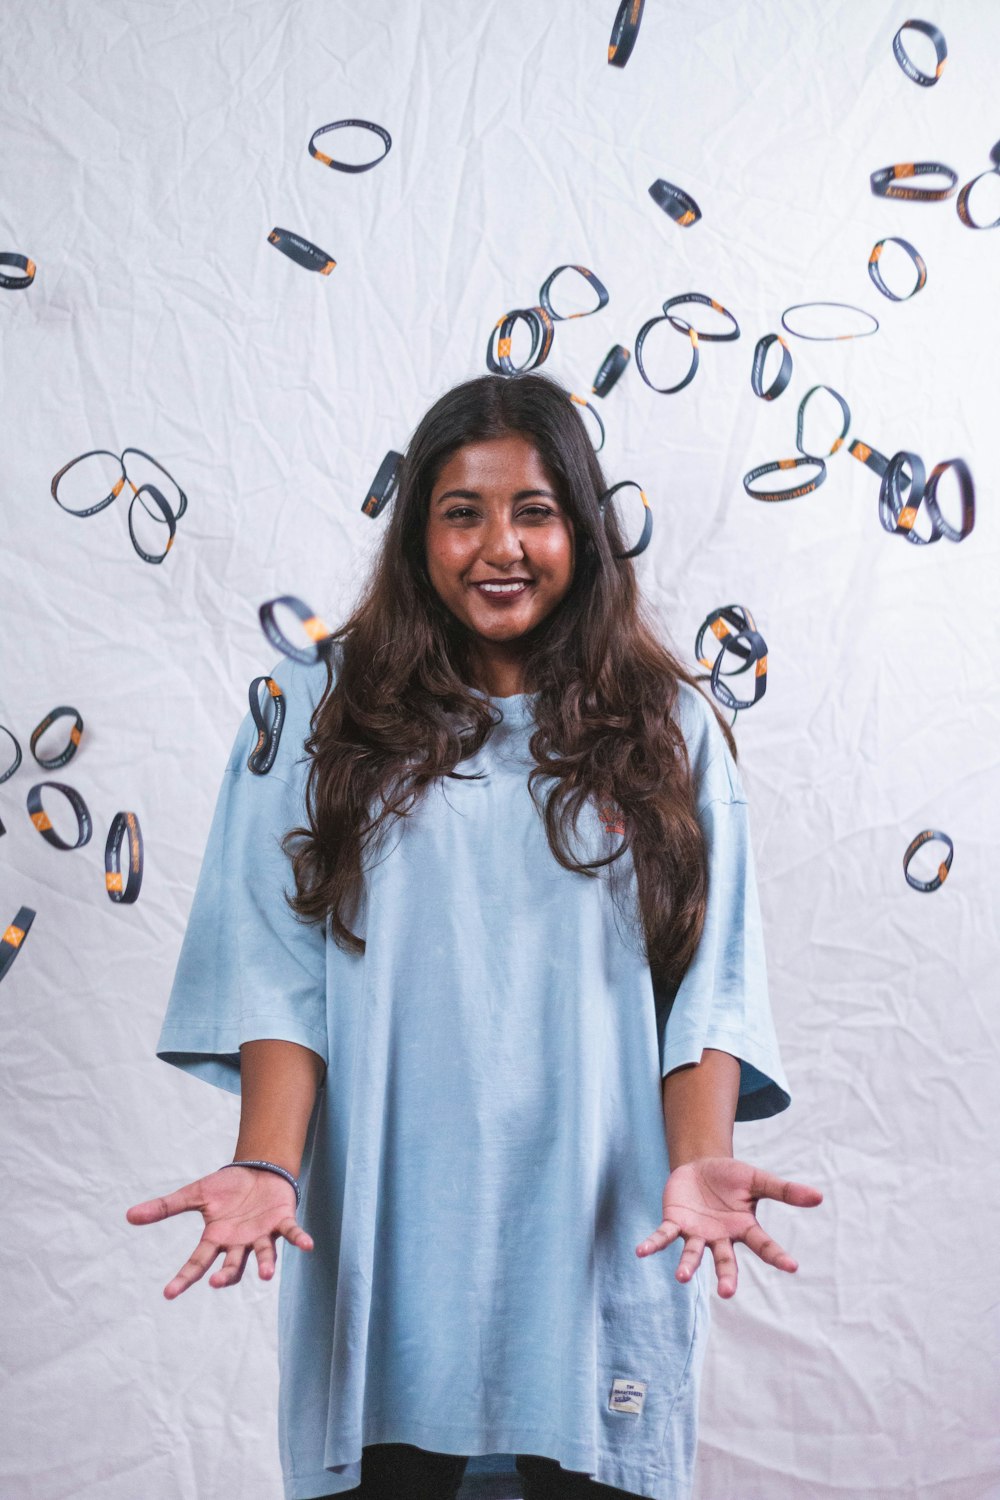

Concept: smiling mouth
[[471, 581, 534, 596]]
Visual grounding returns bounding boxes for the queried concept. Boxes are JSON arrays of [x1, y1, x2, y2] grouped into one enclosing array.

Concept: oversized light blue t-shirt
[[156, 650, 791, 1500]]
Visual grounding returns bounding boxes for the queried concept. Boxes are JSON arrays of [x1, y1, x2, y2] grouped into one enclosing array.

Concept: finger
[[675, 1236, 706, 1283], [127, 1181, 207, 1226], [277, 1216, 314, 1253], [209, 1244, 251, 1289], [636, 1219, 682, 1258], [163, 1239, 224, 1300], [742, 1220, 798, 1272], [710, 1238, 738, 1298], [744, 1168, 824, 1208], [254, 1236, 280, 1281]]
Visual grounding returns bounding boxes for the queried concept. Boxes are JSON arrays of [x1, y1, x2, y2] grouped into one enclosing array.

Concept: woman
[[128, 371, 822, 1500]]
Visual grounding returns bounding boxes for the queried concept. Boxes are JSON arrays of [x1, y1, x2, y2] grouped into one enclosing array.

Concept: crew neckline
[[465, 684, 539, 722]]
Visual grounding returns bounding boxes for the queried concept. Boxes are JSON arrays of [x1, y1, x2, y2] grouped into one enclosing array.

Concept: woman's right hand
[[125, 1165, 315, 1300]]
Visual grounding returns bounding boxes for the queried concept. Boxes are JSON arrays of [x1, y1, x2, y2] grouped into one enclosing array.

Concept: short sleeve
[[155, 654, 334, 1096], [655, 683, 792, 1122]]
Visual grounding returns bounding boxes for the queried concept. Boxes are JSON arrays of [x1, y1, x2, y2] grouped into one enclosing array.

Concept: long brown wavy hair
[[282, 370, 737, 992]]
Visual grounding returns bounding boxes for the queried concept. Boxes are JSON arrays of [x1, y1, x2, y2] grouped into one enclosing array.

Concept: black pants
[[337, 1442, 649, 1498]]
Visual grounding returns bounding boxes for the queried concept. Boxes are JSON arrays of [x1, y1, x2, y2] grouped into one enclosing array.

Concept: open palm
[[635, 1156, 823, 1298]]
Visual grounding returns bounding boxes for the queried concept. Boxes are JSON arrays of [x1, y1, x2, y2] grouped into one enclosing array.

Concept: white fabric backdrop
[[2, 1, 998, 1496]]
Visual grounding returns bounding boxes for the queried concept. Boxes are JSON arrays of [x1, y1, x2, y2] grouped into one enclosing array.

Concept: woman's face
[[424, 432, 576, 663]]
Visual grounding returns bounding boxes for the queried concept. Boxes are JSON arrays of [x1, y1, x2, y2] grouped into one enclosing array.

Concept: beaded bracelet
[[220, 1159, 301, 1209]]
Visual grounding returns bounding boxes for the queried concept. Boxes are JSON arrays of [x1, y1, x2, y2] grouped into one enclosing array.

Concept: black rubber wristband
[[662, 292, 739, 341], [695, 605, 758, 674], [105, 811, 144, 904], [710, 628, 768, 711], [607, 0, 645, 67], [247, 678, 286, 775], [30, 707, 84, 770], [868, 237, 927, 300], [259, 595, 334, 666], [128, 483, 178, 565], [569, 393, 606, 452], [648, 179, 701, 227], [361, 451, 403, 518], [267, 227, 336, 274], [922, 458, 975, 543], [795, 386, 851, 460], [596, 481, 653, 560], [0, 906, 35, 982], [956, 168, 1000, 230], [0, 724, 21, 784], [750, 334, 792, 400], [635, 316, 699, 394], [743, 456, 827, 502], [903, 829, 953, 891], [781, 302, 879, 341], [848, 438, 888, 477], [486, 306, 554, 375], [27, 781, 93, 851], [308, 119, 391, 172], [869, 162, 958, 202], [591, 344, 630, 397], [892, 20, 947, 86], [879, 450, 935, 544], [0, 252, 36, 289], [538, 264, 609, 321]]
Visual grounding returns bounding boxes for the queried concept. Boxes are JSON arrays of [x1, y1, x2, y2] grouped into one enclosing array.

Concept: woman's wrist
[[662, 1047, 740, 1168]]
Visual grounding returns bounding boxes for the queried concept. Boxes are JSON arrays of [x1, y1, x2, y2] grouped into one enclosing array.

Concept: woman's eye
[[443, 506, 554, 521]]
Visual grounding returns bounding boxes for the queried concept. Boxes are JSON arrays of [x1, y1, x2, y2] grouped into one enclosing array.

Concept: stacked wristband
[[710, 627, 768, 712], [695, 605, 758, 675], [486, 306, 554, 375]]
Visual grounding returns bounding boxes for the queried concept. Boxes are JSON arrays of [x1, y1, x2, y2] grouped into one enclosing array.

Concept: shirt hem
[[289, 1418, 684, 1500]]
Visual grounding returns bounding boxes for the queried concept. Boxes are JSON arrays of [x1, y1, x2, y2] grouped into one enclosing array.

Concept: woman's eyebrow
[[433, 487, 558, 505]]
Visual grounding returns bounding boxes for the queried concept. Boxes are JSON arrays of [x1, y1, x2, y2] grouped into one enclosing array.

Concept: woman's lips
[[471, 581, 534, 603]]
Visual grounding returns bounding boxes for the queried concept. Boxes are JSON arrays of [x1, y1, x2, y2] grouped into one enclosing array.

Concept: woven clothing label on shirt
[[609, 1377, 647, 1415]]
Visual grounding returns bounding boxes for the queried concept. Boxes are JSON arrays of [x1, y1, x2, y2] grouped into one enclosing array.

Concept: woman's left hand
[[635, 1156, 823, 1298]]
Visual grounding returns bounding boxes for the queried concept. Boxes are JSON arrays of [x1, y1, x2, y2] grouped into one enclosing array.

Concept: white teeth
[[478, 582, 530, 593]]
